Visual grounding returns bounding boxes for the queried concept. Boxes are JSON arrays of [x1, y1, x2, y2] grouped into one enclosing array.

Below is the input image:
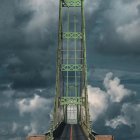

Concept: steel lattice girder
[[62, 0, 81, 7], [60, 97, 84, 105], [63, 32, 82, 39], [61, 64, 83, 71]]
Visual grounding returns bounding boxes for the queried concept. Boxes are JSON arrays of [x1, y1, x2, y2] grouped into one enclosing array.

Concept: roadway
[[55, 124, 88, 140]]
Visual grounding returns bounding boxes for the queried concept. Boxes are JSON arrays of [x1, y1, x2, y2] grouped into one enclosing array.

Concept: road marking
[[70, 125, 72, 140]]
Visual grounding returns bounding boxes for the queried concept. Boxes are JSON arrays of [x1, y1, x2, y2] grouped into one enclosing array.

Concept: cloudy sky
[[0, 0, 140, 140]]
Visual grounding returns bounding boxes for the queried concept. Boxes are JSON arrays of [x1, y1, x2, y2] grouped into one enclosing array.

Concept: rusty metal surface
[[27, 135, 46, 140], [95, 135, 114, 140]]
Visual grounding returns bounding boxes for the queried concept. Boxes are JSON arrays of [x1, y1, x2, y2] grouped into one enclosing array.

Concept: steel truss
[[53, 0, 91, 136]]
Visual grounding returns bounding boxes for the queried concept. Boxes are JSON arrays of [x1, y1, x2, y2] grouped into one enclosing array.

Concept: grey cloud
[[137, 4, 140, 14], [88, 72, 134, 121], [16, 94, 53, 135], [0, 0, 57, 89], [105, 103, 140, 140], [88, 72, 139, 140], [87, 0, 140, 54], [1, 0, 140, 90], [0, 87, 54, 140]]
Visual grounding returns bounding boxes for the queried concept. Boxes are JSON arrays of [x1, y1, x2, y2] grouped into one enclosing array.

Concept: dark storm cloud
[[86, 0, 140, 54], [0, 0, 140, 89], [0, 0, 58, 89]]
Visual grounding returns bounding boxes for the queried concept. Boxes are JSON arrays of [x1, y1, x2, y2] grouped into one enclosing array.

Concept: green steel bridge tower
[[50, 0, 95, 139], [27, 0, 115, 140], [53, 0, 91, 131]]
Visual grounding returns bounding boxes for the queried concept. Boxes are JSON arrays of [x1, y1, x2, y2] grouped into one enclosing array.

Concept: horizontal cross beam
[[62, 0, 81, 7], [60, 97, 84, 105]]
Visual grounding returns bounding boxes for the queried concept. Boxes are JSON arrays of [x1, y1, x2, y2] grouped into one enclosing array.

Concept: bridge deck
[[55, 124, 88, 140]]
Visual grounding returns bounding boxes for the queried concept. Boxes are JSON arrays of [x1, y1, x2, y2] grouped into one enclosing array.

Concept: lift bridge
[[27, 0, 114, 140]]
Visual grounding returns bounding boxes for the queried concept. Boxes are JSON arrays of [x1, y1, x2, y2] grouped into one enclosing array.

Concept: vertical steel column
[[66, 8, 70, 97], [81, 0, 90, 127], [53, 0, 62, 127]]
